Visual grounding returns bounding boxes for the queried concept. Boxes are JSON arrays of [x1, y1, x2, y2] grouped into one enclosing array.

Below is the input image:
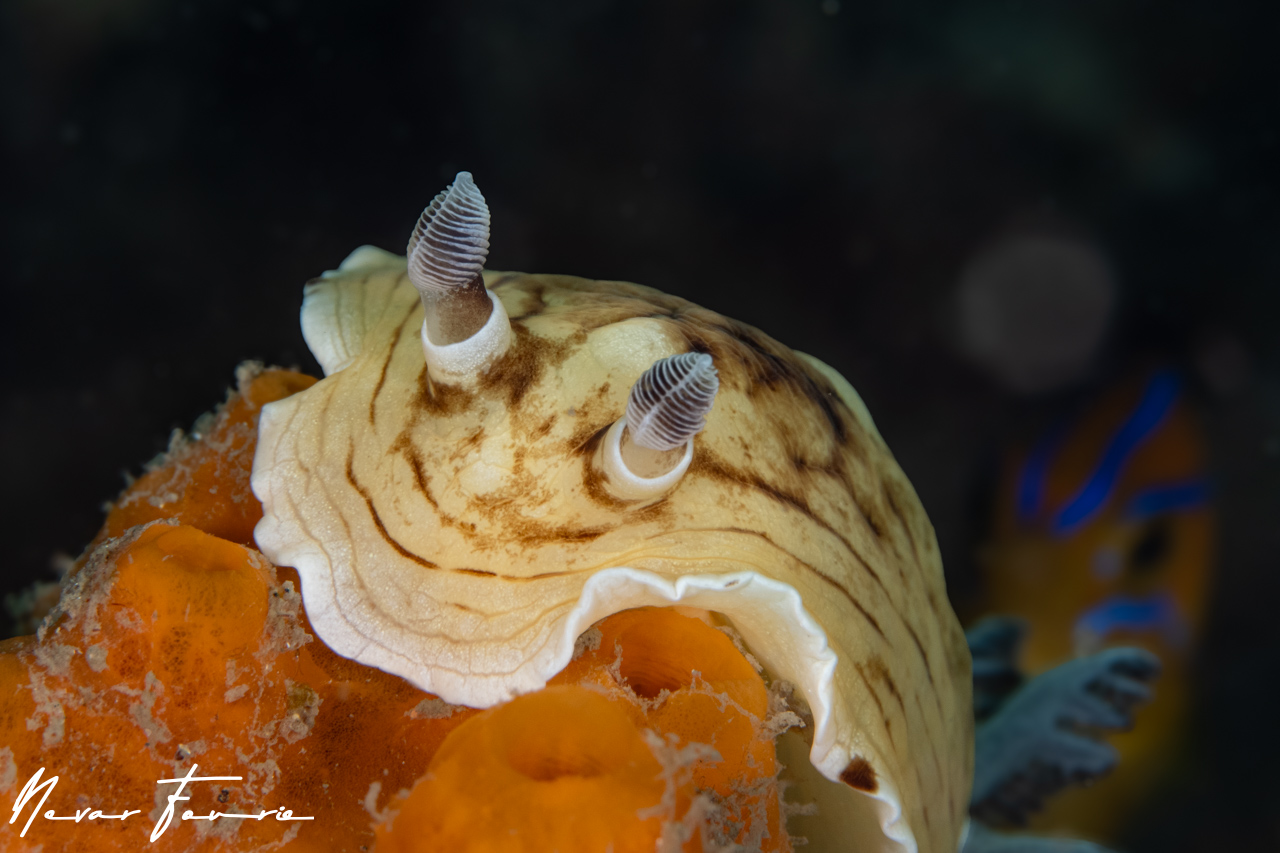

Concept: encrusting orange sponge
[[551, 607, 790, 850], [0, 518, 483, 852], [376, 608, 794, 853], [375, 685, 678, 853], [0, 365, 801, 852], [89, 364, 318, 551]]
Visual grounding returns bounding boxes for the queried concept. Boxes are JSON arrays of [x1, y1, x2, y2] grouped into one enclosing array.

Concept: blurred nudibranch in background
[[976, 363, 1215, 841]]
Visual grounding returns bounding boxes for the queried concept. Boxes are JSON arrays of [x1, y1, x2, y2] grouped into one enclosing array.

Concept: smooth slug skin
[[252, 253, 973, 853]]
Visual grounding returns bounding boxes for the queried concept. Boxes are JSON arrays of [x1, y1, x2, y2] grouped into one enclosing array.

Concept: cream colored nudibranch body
[[251, 178, 972, 853]]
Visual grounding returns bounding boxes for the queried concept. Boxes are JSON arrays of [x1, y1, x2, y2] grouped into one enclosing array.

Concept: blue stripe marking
[[1073, 591, 1188, 649], [1016, 422, 1070, 523], [1051, 371, 1181, 535], [1124, 480, 1210, 519]]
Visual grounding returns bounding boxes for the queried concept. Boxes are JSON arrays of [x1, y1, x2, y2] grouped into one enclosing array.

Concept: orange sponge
[[90, 364, 316, 550], [0, 521, 479, 852], [556, 607, 789, 851], [0, 366, 798, 852], [374, 685, 684, 853], [375, 607, 792, 852]]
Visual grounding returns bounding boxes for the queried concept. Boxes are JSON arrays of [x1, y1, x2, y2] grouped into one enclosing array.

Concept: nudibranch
[[251, 173, 973, 852], [976, 366, 1209, 841]]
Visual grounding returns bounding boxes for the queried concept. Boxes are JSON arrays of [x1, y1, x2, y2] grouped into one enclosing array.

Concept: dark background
[[2, 1, 1277, 849]]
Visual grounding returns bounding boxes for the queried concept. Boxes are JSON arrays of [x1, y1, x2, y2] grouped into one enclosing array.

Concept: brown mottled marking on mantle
[[345, 443, 438, 571], [840, 756, 878, 793]]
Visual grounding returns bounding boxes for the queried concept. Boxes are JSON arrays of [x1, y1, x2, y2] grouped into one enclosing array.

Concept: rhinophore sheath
[[598, 353, 719, 501], [407, 172, 511, 380]]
